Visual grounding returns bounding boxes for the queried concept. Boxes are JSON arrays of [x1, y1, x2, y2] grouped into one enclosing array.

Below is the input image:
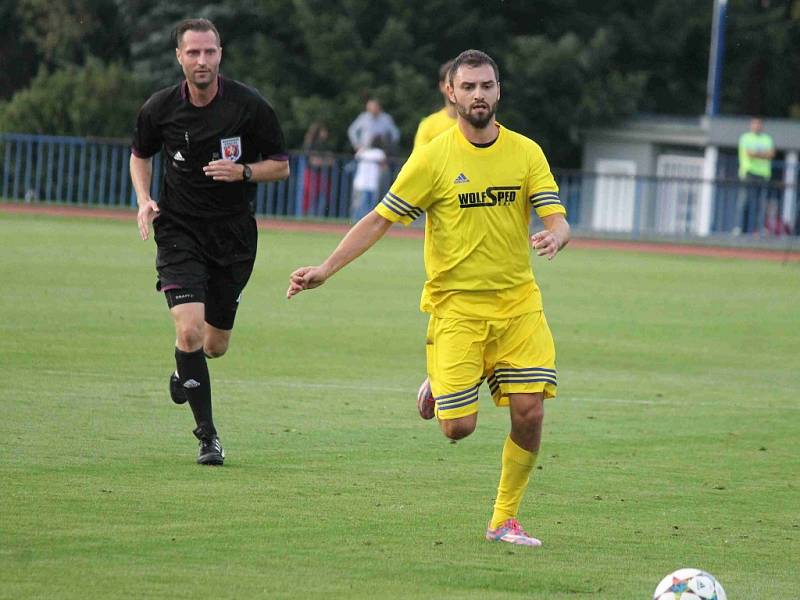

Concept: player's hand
[[530, 229, 562, 260], [286, 266, 329, 299], [203, 159, 244, 182], [136, 199, 160, 240]]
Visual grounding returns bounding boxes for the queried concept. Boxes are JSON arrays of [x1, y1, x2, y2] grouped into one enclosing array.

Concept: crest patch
[[220, 137, 243, 162]]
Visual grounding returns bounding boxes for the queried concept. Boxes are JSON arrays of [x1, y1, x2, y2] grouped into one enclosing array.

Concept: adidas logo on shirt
[[453, 173, 470, 184], [173, 151, 186, 162]]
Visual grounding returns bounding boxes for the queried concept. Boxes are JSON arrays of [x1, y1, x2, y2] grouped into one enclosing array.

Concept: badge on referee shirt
[[220, 137, 242, 162]]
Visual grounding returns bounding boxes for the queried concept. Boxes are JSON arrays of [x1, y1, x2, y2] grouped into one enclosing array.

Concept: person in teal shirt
[[737, 118, 775, 233]]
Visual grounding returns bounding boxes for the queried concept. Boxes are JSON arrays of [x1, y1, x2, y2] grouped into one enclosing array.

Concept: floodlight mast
[[705, 0, 728, 117], [699, 0, 728, 237]]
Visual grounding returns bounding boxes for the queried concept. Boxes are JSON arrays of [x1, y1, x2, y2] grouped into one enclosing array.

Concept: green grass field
[[1, 211, 798, 599]]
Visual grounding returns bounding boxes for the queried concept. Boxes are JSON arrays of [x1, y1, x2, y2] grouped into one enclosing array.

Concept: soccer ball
[[653, 568, 727, 600]]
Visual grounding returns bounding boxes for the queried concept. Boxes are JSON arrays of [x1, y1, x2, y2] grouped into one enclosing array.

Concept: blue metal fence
[[1, 133, 155, 209], [555, 169, 796, 237], [0, 132, 405, 221], [1, 132, 797, 239]]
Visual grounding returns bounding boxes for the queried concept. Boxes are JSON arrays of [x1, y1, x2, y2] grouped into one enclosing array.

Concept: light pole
[[705, 0, 728, 117], [699, 0, 728, 235]]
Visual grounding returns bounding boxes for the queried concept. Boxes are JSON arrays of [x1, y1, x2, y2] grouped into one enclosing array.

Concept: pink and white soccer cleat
[[416, 377, 435, 420], [485, 518, 542, 547]]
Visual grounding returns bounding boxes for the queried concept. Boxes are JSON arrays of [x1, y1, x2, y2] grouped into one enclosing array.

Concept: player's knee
[[513, 400, 545, 430], [440, 417, 476, 440]]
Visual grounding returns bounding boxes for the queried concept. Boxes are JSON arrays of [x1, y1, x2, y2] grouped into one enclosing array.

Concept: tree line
[[1, 0, 798, 167]]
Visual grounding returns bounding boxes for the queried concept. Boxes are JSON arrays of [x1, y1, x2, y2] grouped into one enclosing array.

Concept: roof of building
[[583, 114, 800, 150]]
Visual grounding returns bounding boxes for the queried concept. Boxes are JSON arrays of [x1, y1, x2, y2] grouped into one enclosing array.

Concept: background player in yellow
[[287, 49, 570, 547], [413, 59, 457, 148]]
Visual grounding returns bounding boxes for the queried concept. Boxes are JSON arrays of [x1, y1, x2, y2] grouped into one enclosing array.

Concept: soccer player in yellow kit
[[413, 60, 457, 148], [287, 49, 570, 547]]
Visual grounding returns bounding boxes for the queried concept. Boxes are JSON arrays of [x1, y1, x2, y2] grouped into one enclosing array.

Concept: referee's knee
[[204, 339, 229, 358], [175, 323, 204, 351]]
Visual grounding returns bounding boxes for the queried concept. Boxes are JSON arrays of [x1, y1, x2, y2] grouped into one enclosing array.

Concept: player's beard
[[456, 99, 498, 129]]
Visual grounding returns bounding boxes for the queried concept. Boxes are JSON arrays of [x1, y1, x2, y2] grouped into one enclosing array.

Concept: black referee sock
[[175, 347, 216, 436]]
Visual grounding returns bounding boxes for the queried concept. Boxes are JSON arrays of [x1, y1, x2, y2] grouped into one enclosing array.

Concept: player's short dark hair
[[174, 18, 221, 48], [448, 50, 500, 86], [438, 59, 455, 83]]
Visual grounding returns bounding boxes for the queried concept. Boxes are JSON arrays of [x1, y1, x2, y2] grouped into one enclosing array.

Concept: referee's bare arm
[[286, 211, 393, 299], [130, 154, 159, 241], [249, 158, 290, 182], [202, 158, 290, 183]]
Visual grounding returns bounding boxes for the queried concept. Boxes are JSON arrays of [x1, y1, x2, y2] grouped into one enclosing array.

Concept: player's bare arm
[[130, 154, 160, 241], [287, 211, 393, 299], [203, 158, 290, 183], [531, 213, 570, 260]]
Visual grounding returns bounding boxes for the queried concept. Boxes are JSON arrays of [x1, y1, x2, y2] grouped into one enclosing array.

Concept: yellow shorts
[[425, 311, 557, 421]]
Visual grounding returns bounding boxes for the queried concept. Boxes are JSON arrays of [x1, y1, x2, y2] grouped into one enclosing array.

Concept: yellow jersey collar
[[454, 121, 503, 154]]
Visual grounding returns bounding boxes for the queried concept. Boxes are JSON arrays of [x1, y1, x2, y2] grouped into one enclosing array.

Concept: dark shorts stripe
[[434, 384, 480, 402], [494, 377, 557, 385], [494, 367, 556, 374], [437, 396, 478, 411]]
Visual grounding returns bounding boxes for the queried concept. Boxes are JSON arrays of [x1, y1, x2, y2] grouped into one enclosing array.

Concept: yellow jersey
[[413, 108, 457, 148], [375, 123, 566, 319]]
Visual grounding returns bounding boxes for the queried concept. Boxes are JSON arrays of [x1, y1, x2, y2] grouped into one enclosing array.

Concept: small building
[[579, 115, 800, 236]]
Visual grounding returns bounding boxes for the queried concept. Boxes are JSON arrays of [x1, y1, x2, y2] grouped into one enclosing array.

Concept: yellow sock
[[490, 435, 538, 529]]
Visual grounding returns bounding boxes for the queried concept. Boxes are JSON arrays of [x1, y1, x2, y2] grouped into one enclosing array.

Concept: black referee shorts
[[153, 211, 257, 330]]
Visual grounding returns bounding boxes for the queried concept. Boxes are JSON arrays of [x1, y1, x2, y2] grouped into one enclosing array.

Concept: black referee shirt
[[132, 76, 287, 219]]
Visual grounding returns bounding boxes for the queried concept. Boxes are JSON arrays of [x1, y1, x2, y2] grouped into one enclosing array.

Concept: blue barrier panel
[[45, 141, 54, 202], [255, 178, 265, 214], [2, 133, 796, 239], [79, 143, 88, 204], [66, 142, 76, 203], [24, 138, 33, 199], [56, 142, 65, 202], [108, 146, 118, 205], [98, 145, 108, 205], [121, 150, 131, 207], [35, 141, 44, 202], [12, 139, 22, 200], [293, 155, 306, 218]]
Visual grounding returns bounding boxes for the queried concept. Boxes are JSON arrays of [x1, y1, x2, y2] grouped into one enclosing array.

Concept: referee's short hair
[[174, 18, 221, 48], [448, 50, 499, 86]]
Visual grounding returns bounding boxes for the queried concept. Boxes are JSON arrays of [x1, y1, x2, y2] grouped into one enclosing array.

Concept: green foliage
[[725, 0, 800, 116], [502, 30, 646, 165], [3, 0, 800, 163], [0, 59, 146, 138], [602, 0, 712, 116], [15, 0, 129, 68], [0, 1, 38, 101]]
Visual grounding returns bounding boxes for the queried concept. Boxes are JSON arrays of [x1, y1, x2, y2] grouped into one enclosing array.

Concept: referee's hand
[[137, 199, 160, 240], [203, 159, 244, 182]]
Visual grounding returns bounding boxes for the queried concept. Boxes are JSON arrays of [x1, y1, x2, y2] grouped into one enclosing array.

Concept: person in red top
[[763, 201, 791, 236]]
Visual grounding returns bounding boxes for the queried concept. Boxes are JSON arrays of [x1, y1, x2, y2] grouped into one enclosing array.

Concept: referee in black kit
[[130, 18, 289, 465]]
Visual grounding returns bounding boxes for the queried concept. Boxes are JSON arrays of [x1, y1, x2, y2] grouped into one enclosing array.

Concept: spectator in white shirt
[[351, 135, 387, 222]]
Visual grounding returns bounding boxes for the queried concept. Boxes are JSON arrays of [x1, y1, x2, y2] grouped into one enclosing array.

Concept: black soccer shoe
[[169, 371, 188, 405], [193, 426, 225, 466]]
